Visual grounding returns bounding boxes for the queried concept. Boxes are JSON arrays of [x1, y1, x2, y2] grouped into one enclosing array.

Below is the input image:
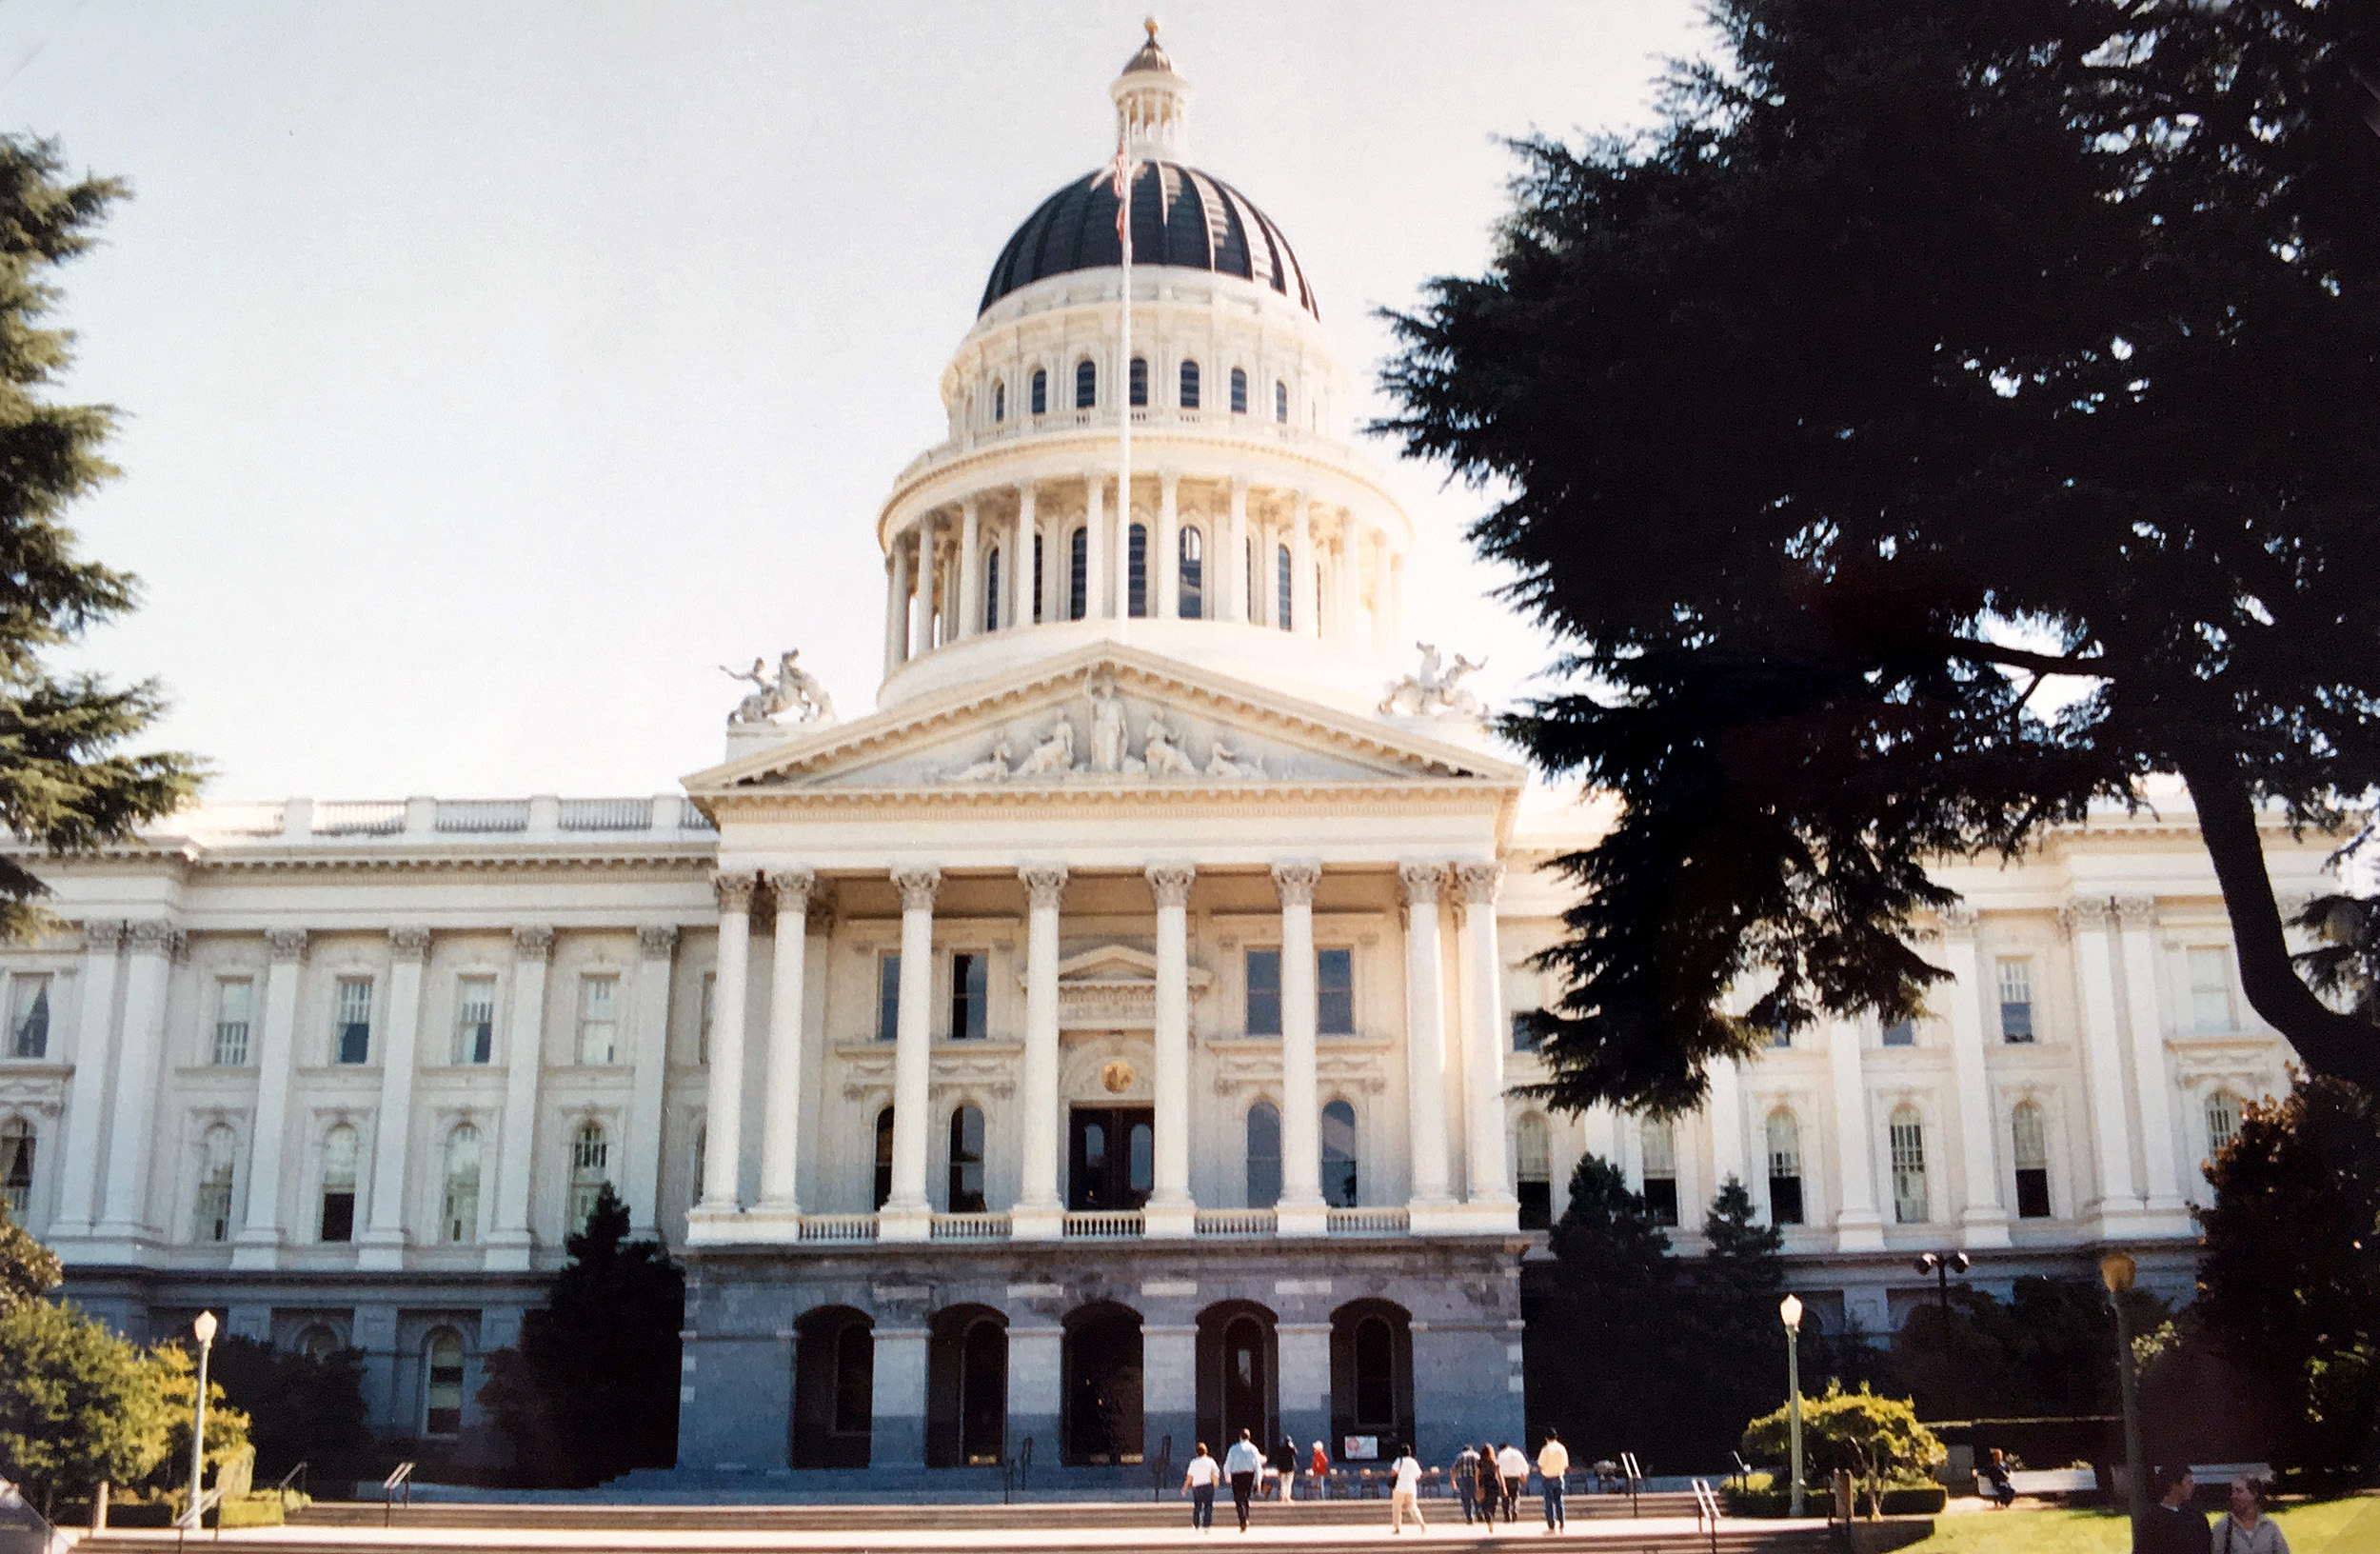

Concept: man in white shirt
[[1222, 1429, 1266, 1532], [1536, 1429, 1571, 1532], [1183, 1442, 1220, 1531], [1497, 1442, 1531, 1524], [1390, 1444, 1427, 1533]]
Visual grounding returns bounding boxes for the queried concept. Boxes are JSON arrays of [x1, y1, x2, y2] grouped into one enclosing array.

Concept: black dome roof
[[980, 161, 1317, 318]]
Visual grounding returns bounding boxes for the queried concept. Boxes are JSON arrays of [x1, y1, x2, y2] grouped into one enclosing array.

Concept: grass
[[1892, 1496, 2378, 1554]]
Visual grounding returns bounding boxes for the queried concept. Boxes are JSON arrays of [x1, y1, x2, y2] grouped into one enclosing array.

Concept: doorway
[[925, 1305, 1007, 1467], [1062, 1302, 1144, 1464], [1195, 1301, 1279, 1454], [1068, 1107, 1153, 1211]]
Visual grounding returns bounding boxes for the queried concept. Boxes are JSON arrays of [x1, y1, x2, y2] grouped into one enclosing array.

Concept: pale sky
[[0, 1, 1709, 800]]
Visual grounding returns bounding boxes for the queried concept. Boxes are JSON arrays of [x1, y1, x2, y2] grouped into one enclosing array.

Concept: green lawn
[[1894, 1497, 2378, 1554]]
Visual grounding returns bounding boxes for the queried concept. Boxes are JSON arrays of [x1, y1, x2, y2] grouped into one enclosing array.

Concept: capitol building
[[0, 32, 2319, 1480]]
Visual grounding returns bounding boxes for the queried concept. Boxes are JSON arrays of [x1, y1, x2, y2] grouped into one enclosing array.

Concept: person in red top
[[1310, 1441, 1330, 1496]]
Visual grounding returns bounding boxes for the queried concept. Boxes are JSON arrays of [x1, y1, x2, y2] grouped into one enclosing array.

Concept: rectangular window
[[1317, 948, 1354, 1035], [878, 953, 902, 1042], [452, 976, 496, 1065], [1511, 1011, 1540, 1052], [333, 978, 372, 1065], [2013, 1166, 2052, 1219], [7, 973, 50, 1059], [211, 978, 253, 1066], [576, 974, 619, 1065], [1890, 1115, 1929, 1225], [2012, 1105, 2053, 1219], [1244, 949, 1281, 1036], [1769, 1173, 1804, 1226], [948, 952, 987, 1041], [1639, 1122, 1678, 1226], [2189, 946, 2235, 1034], [1881, 1019, 1916, 1047], [1997, 957, 2035, 1044]]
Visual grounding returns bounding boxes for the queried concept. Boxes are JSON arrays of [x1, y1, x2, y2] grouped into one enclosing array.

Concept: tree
[[1670, 1179, 1789, 1460], [206, 1335, 368, 1482], [477, 1185, 683, 1485], [1528, 1156, 1681, 1458], [150, 1340, 252, 1497], [0, 1299, 176, 1516], [2195, 1073, 2380, 1470], [0, 1195, 60, 1313], [1741, 1381, 1945, 1514], [1378, 1, 2380, 1109], [0, 136, 204, 940]]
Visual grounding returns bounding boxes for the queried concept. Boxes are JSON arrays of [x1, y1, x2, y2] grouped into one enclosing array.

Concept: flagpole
[[1117, 155, 1133, 628]]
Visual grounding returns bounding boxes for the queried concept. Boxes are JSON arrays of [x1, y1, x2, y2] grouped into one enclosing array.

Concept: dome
[[978, 160, 1319, 318]]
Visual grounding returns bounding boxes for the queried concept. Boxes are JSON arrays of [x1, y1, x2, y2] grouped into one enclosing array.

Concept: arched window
[[874, 1108, 895, 1210], [298, 1324, 340, 1359], [1129, 355, 1148, 408], [194, 1125, 236, 1243], [1515, 1113, 1551, 1229], [1320, 1100, 1358, 1207], [441, 1124, 481, 1244], [2012, 1101, 2052, 1219], [0, 1118, 31, 1217], [947, 1104, 986, 1213], [1075, 358, 1097, 409], [1274, 379, 1288, 423], [1639, 1118, 1678, 1225], [423, 1328, 465, 1437], [1180, 359, 1200, 408], [1275, 545, 1293, 630], [1245, 1102, 1281, 1209], [984, 546, 1002, 632], [1032, 530, 1045, 623], [1127, 523, 1148, 617], [2206, 1090, 2243, 1156], [1765, 1109, 1804, 1225], [1230, 367, 1248, 414], [319, 1124, 359, 1243], [1068, 528, 1088, 620], [1179, 526, 1203, 618], [992, 380, 1006, 422], [1031, 368, 1048, 416], [568, 1121, 608, 1234], [1889, 1106, 1929, 1224]]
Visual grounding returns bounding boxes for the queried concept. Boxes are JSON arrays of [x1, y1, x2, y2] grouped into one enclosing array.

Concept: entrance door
[[1068, 1107, 1154, 1211]]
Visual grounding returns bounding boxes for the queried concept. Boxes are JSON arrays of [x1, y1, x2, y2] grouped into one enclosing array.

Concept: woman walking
[[1390, 1444, 1428, 1534]]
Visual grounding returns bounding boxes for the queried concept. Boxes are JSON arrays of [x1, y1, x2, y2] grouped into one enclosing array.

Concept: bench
[[1981, 1468, 2098, 1498]]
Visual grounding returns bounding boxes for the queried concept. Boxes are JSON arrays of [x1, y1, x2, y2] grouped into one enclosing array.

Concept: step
[[95, 1528, 1841, 1554]]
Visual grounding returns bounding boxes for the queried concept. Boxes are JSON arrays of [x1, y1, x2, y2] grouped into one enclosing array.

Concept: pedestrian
[[2214, 1477, 2290, 1554], [1536, 1428, 1569, 1532], [1390, 1443, 1428, 1534], [1223, 1428, 1266, 1533], [2142, 1465, 2212, 1554], [1474, 1442, 1502, 1525], [1312, 1440, 1331, 1498], [1497, 1441, 1531, 1524], [1454, 1443, 1482, 1524], [1184, 1443, 1220, 1532], [1977, 1447, 2015, 1509], [1274, 1433, 1300, 1500]]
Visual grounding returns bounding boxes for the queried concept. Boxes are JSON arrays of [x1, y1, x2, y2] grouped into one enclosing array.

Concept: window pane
[[1, 1121, 33, 1217], [2206, 1092, 2242, 1153], [1511, 1011, 1540, 1052], [1320, 1100, 1357, 1207], [1890, 1108, 1928, 1224], [1245, 950, 1281, 1036], [2014, 1167, 2053, 1219], [1640, 1120, 1677, 1225], [879, 954, 902, 1042], [1129, 355, 1147, 408], [1180, 359, 1200, 408], [1075, 359, 1096, 409], [212, 978, 252, 1066], [8, 974, 50, 1059], [1881, 1019, 1915, 1047], [195, 1127, 236, 1243], [1179, 526, 1203, 618], [947, 1105, 985, 1212], [577, 974, 619, 1065], [1245, 1103, 1280, 1208], [1275, 546, 1292, 629], [1316, 948, 1354, 1034], [1352, 1316, 1393, 1426], [949, 951, 988, 1041], [1068, 528, 1088, 620], [1996, 958, 2034, 1043], [874, 1109, 895, 1209], [1128, 523, 1147, 617], [425, 1332, 465, 1435], [454, 976, 496, 1066], [443, 1126, 481, 1243], [1230, 368, 1247, 414], [2189, 946, 2233, 1033], [334, 978, 372, 1065], [1031, 369, 1047, 416], [1274, 380, 1287, 422]]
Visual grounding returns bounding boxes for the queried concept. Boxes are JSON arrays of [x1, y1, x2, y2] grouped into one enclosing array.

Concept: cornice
[[704, 776, 1518, 817]]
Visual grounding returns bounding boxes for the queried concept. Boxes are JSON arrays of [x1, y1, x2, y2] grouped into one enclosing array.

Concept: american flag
[[1106, 139, 1135, 245]]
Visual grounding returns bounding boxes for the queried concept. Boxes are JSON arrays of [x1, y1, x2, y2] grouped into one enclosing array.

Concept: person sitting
[[2214, 1476, 2290, 1554], [1977, 1447, 2016, 1508]]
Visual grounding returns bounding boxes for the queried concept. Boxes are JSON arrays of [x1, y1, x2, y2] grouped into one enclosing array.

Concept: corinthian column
[[1010, 485, 1036, 629], [486, 924, 553, 1270], [94, 920, 179, 1247], [1273, 862, 1326, 1235], [623, 925, 678, 1240], [1224, 477, 1249, 624], [1145, 864, 1197, 1237], [756, 868, 817, 1225], [49, 919, 123, 1240], [1940, 906, 2011, 1248], [230, 927, 307, 1267], [1289, 492, 1315, 637], [1454, 864, 1515, 1225], [881, 866, 942, 1241], [957, 499, 982, 639], [1084, 474, 1108, 620], [358, 926, 432, 1270], [1156, 472, 1180, 620], [695, 874, 756, 1225], [1013, 867, 1067, 1240], [1398, 866, 1452, 1210]]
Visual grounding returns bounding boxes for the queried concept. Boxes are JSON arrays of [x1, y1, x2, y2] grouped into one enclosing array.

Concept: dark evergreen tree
[[0, 137, 203, 937], [1528, 1156, 1681, 1461], [1378, 0, 2380, 1108], [206, 1335, 370, 1481], [1670, 1179, 1788, 1463], [477, 1185, 684, 1485]]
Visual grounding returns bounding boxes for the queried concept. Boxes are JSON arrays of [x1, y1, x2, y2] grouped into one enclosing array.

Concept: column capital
[[124, 918, 182, 957], [712, 869, 761, 913], [388, 926, 433, 963], [892, 867, 942, 911], [1158, 468, 1180, 493], [79, 918, 125, 952], [805, 896, 839, 937], [2058, 897, 2113, 933], [960, 494, 980, 517], [264, 926, 308, 964], [2112, 894, 2159, 927], [769, 867, 818, 911], [1021, 865, 1069, 909], [1145, 864, 1196, 908], [637, 924, 681, 960], [1271, 860, 1320, 906], [1941, 903, 1980, 935], [1396, 863, 1444, 906], [1452, 861, 1503, 906], [512, 925, 556, 962], [1015, 480, 1039, 505]]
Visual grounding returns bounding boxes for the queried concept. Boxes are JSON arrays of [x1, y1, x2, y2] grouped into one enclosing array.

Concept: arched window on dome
[[1179, 527, 1203, 619], [1075, 359, 1097, 410], [1180, 359, 1200, 409], [1274, 380, 1288, 423], [1230, 368, 1248, 414], [992, 381, 1006, 423], [1068, 528, 1088, 621], [1127, 524, 1148, 618], [1129, 356, 1148, 408], [1032, 531, 1044, 623], [1275, 546, 1293, 631], [983, 546, 1002, 632], [1031, 369, 1048, 416]]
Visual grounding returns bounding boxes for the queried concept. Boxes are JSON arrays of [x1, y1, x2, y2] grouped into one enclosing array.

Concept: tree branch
[[1934, 637, 2112, 678], [2174, 748, 2380, 1096]]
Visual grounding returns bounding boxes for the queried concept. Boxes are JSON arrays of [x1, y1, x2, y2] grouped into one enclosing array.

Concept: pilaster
[[485, 924, 553, 1270], [1013, 866, 1068, 1240], [1939, 906, 2012, 1249], [880, 866, 942, 1241], [1273, 861, 1326, 1234], [623, 924, 678, 1240], [1144, 863, 1197, 1237], [358, 926, 431, 1270]]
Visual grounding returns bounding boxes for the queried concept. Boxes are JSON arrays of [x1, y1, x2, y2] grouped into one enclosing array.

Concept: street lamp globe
[[2100, 1251, 2137, 1293], [193, 1310, 218, 1345], [1779, 1294, 1802, 1332]]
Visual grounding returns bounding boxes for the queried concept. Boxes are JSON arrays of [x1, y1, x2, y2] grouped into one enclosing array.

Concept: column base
[[228, 1227, 284, 1271], [1010, 1202, 1065, 1241], [2092, 1202, 2195, 1242], [1834, 1213, 1887, 1253], [483, 1228, 535, 1271], [878, 1204, 932, 1244], [77, 1225, 158, 1265], [355, 1229, 410, 1271], [1438, 1197, 1518, 1234], [736, 1203, 805, 1244], [1404, 1196, 1465, 1234], [1143, 1197, 1197, 1240], [1276, 1198, 1329, 1237], [1958, 1209, 2013, 1251], [684, 1205, 751, 1247]]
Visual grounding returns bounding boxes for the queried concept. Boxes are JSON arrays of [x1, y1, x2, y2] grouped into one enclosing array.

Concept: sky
[[0, 1, 1711, 801]]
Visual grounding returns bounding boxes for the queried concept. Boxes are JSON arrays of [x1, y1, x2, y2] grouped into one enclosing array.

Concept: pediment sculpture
[[723, 648, 837, 727], [943, 671, 1268, 785], [1378, 641, 1484, 718]]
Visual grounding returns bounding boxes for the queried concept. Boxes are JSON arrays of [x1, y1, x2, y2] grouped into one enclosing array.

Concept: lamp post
[[182, 1310, 218, 1532], [1912, 1251, 1971, 1334], [1780, 1294, 1805, 1519], [2101, 1252, 2144, 1544]]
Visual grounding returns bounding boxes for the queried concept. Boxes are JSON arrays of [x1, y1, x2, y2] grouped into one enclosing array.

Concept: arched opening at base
[[1328, 1299, 1413, 1463], [926, 1304, 1008, 1467], [1195, 1301, 1278, 1457], [790, 1305, 873, 1468], [1061, 1301, 1144, 1465]]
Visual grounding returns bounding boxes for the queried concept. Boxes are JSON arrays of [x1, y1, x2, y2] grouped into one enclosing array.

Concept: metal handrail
[[1621, 1451, 1644, 1517], [381, 1463, 414, 1527], [273, 1462, 308, 1506], [1691, 1478, 1720, 1554], [1002, 1433, 1033, 1504]]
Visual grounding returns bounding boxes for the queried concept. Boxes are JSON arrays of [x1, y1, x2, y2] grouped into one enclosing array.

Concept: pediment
[[1037, 942, 1215, 1031], [682, 644, 1525, 803]]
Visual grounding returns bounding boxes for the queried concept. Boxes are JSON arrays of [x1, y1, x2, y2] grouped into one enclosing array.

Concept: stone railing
[[436, 799, 530, 834], [797, 1213, 881, 1244], [1326, 1207, 1410, 1237], [895, 408, 1328, 486], [158, 794, 717, 847], [1062, 1210, 1144, 1240], [1194, 1209, 1278, 1238], [314, 801, 405, 836], [931, 1212, 1013, 1242]]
